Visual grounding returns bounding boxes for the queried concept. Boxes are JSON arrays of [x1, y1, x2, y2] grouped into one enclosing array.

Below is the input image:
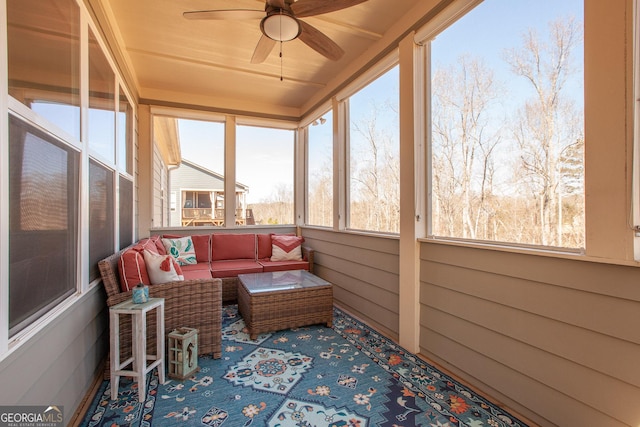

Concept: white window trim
[[0, 0, 8, 357], [302, 102, 333, 228]]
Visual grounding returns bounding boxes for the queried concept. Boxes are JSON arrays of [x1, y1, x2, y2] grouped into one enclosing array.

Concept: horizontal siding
[[0, 286, 108, 425], [302, 227, 400, 338], [171, 164, 224, 191], [420, 241, 640, 427]]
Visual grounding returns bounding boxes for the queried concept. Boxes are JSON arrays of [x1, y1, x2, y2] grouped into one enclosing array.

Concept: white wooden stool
[[109, 297, 165, 401]]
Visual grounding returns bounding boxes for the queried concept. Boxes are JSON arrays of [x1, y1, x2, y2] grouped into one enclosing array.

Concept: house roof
[[180, 158, 250, 191], [85, 0, 435, 119]]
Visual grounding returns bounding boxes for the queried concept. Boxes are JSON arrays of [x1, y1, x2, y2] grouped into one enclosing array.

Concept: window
[[237, 125, 295, 225], [89, 160, 115, 281], [429, 0, 584, 248], [119, 176, 134, 249], [5, 0, 135, 344], [167, 117, 225, 227], [118, 87, 134, 174], [307, 110, 333, 227], [8, 115, 79, 336], [347, 65, 400, 233], [8, 0, 81, 140], [88, 29, 116, 162]]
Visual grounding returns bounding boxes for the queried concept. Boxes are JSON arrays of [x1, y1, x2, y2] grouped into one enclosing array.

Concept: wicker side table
[[238, 270, 333, 339], [109, 298, 165, 401]]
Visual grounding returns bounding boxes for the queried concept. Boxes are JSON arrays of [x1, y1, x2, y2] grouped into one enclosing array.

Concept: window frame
[[302, 101, 334, 228], [335, 51, 400, 235], [419, 0, 586, 253], [0, 0, 136, 359]]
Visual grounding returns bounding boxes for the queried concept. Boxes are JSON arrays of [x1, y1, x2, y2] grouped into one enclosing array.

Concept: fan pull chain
[[279, 10, 284, 82], [280, 41, 284, 81]]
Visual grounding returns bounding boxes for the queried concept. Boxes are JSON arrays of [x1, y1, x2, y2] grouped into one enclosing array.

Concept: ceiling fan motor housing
[[260, 9, 301, 41]]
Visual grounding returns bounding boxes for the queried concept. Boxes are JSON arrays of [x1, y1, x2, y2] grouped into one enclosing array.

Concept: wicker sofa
[[99, 232, 313, 377], [99, 248, 223, 379]]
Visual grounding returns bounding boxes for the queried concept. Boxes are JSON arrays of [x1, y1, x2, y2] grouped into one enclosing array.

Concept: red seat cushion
[[210, 260, 263, 278], [259, 260, 309, 273], [182, 269, 213, 281], [180, 262, 211, 272]]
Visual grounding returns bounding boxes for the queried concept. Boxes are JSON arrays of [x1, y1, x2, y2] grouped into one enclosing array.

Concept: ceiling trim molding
[[140, 98, 301, 123]]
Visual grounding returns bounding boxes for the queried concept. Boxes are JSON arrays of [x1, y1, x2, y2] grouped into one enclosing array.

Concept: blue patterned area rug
[[81, 305, 529, 427]]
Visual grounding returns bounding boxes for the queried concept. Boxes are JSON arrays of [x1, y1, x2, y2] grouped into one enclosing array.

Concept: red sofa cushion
[[192, 234, 211, 263], [119, 250, 150, 291], [118, 237, 165, 291], [211, 233, 256, 261], [210, 260, 263, 278], [256, 233, 272, 259]]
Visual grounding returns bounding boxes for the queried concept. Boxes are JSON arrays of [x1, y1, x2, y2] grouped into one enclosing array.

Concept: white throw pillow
[[270, 235, 304, 261], [162, 236, 197, 265], [143, 249, 184, 285]]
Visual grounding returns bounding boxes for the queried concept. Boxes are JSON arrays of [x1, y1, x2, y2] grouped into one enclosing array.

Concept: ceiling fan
[[183, 0, 368, 64]]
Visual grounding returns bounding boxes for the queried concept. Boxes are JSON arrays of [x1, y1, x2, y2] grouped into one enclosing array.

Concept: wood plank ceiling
[[94, 0, 424, 118]]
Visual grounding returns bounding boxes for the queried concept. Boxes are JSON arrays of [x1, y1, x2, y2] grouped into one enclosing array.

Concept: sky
[[179, 0, 583, 204], [433, 0, 584, 106], [30, 0, 584, 204], [178, 119, 294, 204]]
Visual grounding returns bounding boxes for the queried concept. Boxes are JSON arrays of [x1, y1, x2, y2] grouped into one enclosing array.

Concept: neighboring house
[[169, 159, 250, 227]]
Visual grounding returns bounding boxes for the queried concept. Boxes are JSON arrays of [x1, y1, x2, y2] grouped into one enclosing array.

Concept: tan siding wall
[[302, 228, 400, 338], [0, 287, 108, 425], [419, 241, 640, 427]]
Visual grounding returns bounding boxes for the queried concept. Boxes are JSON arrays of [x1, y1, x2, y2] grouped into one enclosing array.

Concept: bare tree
[[504, 16, 583, 246], [350, 103, 400, 233], [250, 183, 293, 225], [308, 157, 333, 227], [431, 54, 503, 240]]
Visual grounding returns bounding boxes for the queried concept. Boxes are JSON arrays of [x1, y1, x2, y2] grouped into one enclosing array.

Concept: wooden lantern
[[167, 327, 199, 379]]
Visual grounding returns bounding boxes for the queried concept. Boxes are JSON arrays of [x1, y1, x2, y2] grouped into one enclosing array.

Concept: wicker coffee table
[[237, 270, 333, 339]]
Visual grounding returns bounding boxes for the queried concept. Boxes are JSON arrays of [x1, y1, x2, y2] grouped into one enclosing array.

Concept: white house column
[[398, 33, 425, 353], [224, 115, 236, 227]]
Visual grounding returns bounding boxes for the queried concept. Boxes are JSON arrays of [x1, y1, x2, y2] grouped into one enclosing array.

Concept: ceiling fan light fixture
[[261, 11, 300, 42]]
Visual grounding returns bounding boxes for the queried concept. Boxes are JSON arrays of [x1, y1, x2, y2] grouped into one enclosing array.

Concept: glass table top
[[238, 270, 331, 294]]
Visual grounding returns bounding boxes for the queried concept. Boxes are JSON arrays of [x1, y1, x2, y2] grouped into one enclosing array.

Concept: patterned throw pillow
[[270, 234, 304, 261], [162, 236, 197, 265], [142, 249, 184, 285]]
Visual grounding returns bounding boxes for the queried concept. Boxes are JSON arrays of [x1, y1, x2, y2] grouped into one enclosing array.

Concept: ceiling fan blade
[[298, 20, 344, 61], [291, 0, 368, 18], [251, 35, 277, 64], [183, 9, 265, 20]]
